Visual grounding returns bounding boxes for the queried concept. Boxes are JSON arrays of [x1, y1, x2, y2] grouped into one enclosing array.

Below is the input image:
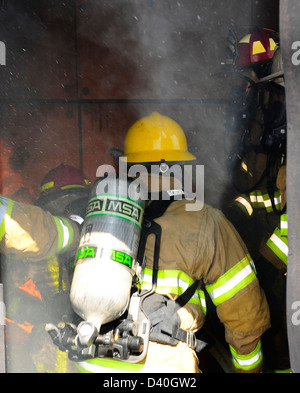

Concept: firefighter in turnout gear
[[0, 112, 270, 373], [1, 163, 90, 373], [223, 37, 290, 371]]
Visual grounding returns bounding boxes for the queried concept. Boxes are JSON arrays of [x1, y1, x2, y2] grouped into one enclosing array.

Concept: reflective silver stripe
[[59, 218, 70, 250], [235, 196, 253, 216], [281, 221, 288, 230], [232, 349, 262, 367], [273, 195, 281, 207], [206, 255, 256, 306], [53, 216, 73, 253], [269, 233, 288, 256], [69, 214, 84, 225], [280, 214, 288, 236], [0, 196, 14, 242], [230, 340, 263, 371], [0, 196, 8, 224], [249, 191, 281, 211], [140, 268, 203, 308]]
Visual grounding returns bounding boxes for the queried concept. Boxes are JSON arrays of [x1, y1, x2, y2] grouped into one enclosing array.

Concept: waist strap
[[173, 328, 207, 352], [142, 291, 208, 352]]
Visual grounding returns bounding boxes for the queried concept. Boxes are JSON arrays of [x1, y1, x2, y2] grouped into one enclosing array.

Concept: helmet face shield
[[36, 188, 90, 216], [258, 47, 284, 86]]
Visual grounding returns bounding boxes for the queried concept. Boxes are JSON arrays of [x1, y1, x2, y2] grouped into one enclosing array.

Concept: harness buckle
[[186, 331, 197, 349]]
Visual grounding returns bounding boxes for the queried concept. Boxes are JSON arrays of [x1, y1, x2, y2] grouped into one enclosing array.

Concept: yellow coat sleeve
[[198, 207, 270, 372], [0, 195, 80, 261]]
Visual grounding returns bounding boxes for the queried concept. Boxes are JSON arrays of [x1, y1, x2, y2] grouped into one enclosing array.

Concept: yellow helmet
[[122, 112, 197, 164]]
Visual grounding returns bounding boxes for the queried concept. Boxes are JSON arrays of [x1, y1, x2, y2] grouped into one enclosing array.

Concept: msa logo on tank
[[86, 195, 143, 228], [77, 246, 133, 268]]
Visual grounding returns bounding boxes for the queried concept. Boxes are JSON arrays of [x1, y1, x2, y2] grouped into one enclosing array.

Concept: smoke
[[0, 0, 258, 372], [76, 0, 234, 208], [0, 0, 236, 209], [77, 1, 230, 100]]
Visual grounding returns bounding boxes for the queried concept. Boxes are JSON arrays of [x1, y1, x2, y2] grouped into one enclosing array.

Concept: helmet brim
[[121, 150, 197, 165], [35, 188, 90, 216]]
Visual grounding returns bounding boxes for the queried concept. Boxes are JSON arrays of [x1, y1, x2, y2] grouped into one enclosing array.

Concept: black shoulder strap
[[144, 198, 174, 221], [137, 199, 207, 352], [138, 198, 200, 308], [175, 279, 201, 309], [137, 198, 174, 267]]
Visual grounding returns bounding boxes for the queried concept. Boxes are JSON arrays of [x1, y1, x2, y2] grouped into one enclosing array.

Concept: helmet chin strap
[[135, 167, 185, 200]]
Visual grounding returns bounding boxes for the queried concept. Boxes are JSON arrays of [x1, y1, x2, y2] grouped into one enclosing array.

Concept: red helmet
[[235, 27, 277, 67], [36, 163, 90, 217], [39, 163, 90, 195]]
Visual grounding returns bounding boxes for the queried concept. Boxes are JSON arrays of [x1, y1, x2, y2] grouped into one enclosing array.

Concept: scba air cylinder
[[70, 175, 146, 334]]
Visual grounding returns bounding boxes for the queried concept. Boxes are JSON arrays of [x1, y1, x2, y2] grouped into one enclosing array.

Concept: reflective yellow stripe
[[199, 290, 207, 315], [47, 255, 66, 293], [40, 181, 54, 193], [280, 213, 288, 236], [252, 40, 266, 55], [266, 227, 288, 265], [249, 190, 281, 212], [236, 190, 282, 215], [239, 34, 251, 44], [40, 181, 89, 193], [269, 38, 277, 51], [139, 268, 205, 311], [61, 184, 89, 190], [53, 216, 74, 253], [230, 340, 263, 371], [75, 358, 187, 373], [235, 196, 253, 216], [76, 358, 145, 373], [206, 254, 256, 306], [0, 196, 14, 241]]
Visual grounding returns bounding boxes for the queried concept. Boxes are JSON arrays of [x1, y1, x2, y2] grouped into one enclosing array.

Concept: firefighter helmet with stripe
[[235, 27, 277, 67], [36, 163, 90, 217]]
